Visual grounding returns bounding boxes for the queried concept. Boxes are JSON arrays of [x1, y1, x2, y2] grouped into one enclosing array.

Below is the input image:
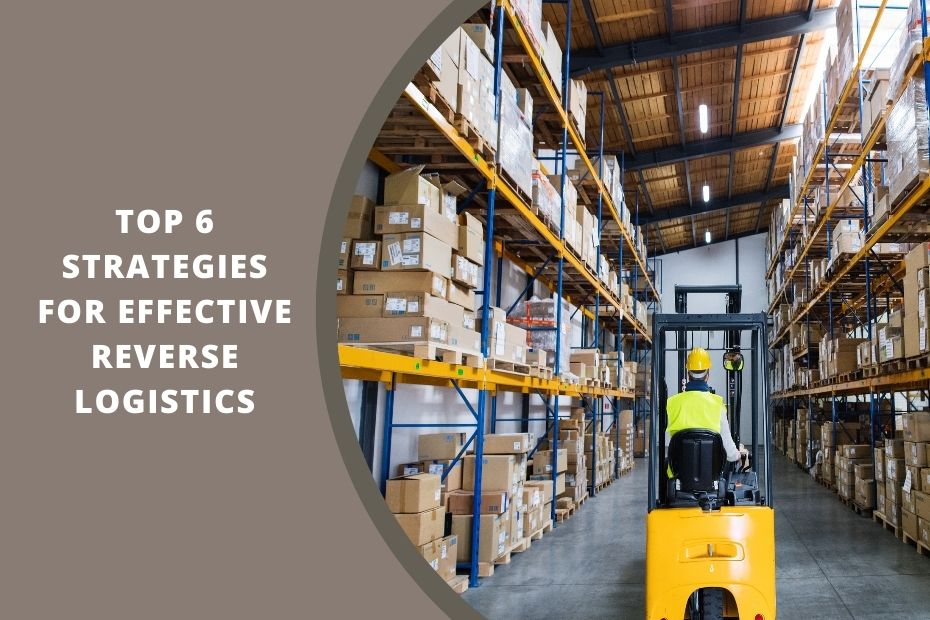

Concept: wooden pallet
[[477, 547, 513, 578], [530, 365, 554, 380], [510, 536, 531, 554], [529, 519, 553, 541], [889, 170, 930, 209], [496, 165, 533, 205], [903, 531, 920, 549], [918, 541, 930, 558], [488, 357, 531, 375], [410, 78, 457, 124], [873, 511, 901, 539], [454, 115, 495, 161], [446, 574, 469, 594], [905, 354, 930, 371], [347, 341, 484, 367]]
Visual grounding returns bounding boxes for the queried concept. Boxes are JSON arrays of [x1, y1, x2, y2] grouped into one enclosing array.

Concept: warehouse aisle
[[464, 456, 930, 619]]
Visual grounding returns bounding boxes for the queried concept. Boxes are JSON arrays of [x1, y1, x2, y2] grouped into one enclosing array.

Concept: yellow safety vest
[[666, 390, 724, 477]]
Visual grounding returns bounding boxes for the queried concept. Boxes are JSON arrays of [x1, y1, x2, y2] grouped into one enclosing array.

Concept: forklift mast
[[673, 285, 743, 443]]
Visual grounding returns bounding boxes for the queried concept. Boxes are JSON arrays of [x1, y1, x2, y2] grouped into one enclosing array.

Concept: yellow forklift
[[645, 286, 775, 620]]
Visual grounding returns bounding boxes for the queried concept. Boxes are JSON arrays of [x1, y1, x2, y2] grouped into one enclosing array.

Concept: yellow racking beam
[[499, 0, 659, 301], [767, 37, 930, 332], [773, 364, 930, 399], [337, 344, 634, 398], [764, 0, 891, 280]]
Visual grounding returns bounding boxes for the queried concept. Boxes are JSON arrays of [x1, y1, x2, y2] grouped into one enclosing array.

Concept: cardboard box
[[463, 454, 516, 492], [344, 195, 375, 239], [484, 433, 535, 455], [386, 474, 442, 513], [336, 294, 385, 318], [452, 513, 506, 563], [447, 281, 476, 311], [451, 254, 480, 289], [522, 485, 541, 510], [877, 491, 887, 514], [350, 240, 381, 270], [532, 449, 568, 475], [418, 538, 441, 573], [903, 488, 917, 514], [384, 166, 442, 210], [462, 23, 495, 60], [886, 439, 905, 458], [353, 270, 448, 298], [921, 518, 930, 548], [438, 535, 457, 581], [419, 459, 464, 492], [887, 458, 906, 483], [418, 432, 468, 461], [887, 478, 903, 505], [916, 490, 930, 521], [337, 238, 352, 269], [336, 269, 352, 296], [855, 477, 875, 507], [337, 317, 448, 345], [447, 490, 508, 515], [457, 212, 485, 265], [903, 509, 919, 541], [907, 441, 929, 467], [382, 292, 465, 327], [374, 204, 458, 248], [446, 324, 481, 353], [904, 412, 930, 442], [842, 445, 871, 459], [522, 506, 542, 535], [394, 506, 446, 546], [922, 468, 930, 493], [381, 232, 453, 277], [524, 479, 553, 504]]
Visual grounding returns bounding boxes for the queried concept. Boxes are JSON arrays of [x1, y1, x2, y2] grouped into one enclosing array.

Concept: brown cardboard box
[[524, 479, 553, 504], [419, 459, 464, 492], [337, 238, 352, 269], [418, 539, 441, 573], [337, 317, 448, 345], [921, 519, 930, 549], [854, 464, 874, 480], [877, 492, 886, 514], [842, 445, 871, 459], [336, 294, 385, 318], [344, 195, 375, 239], [446, 324, 481, 353], [922, 468, 930, 492], [522, 506, 542, 535], [484, 433, 534, 455], [905, 242, 930, 275], [875, 448, 885, 482], [451, 254, 480, 289], [915, 490, 930, 521], [886, 479, 903, 505], [523, 485, 542, 510], [570, 349, 600, 367], [509, 506, 524, 544], [906, 441, 929, 467], [395, 506, 447, 546], [905, 312, 922, 358], [903, 489, 916, 514], [888, 502, 901, 526], [418, 433, 468, 461], [447, 490, 508, 515], [904, 412, 930, 442], [384, 166, 442, 210], [463, 454, 516, 492], [437, 535, 457, 581], [457, 212, 485, 265], [385, 473, 442, 513], [383, 292, 465, 327], [452, 513, 506, 563], [381, 232, 453, 277], [374, 204, 458, 248], [336, 269, 353, 296], [353, 270, 448, 298], [349, 240, 381, 271], [886, 439, 905, 458], [532, 449, 568, 475], [447, 281, 476, 311], [903, 509, 919, 541], [855, 477, 874, 507], [887, 458, 906, 483]]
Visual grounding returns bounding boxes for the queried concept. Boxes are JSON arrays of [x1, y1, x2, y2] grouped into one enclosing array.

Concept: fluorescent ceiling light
[[698, 104, 708, 134], [702, 184, 710, 203], [705, 230, 711, 244]]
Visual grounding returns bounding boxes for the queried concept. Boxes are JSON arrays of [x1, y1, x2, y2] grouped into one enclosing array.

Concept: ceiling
[[541, 0, 834, 255]]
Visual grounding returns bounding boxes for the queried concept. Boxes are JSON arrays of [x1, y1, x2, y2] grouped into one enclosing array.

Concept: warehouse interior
[[336, 0, 930, 618]]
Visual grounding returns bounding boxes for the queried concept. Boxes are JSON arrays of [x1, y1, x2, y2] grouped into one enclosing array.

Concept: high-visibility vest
[[666, 390, 724, 477]]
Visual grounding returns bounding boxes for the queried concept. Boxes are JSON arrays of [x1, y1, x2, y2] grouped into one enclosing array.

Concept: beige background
[[1, 0, 484, 617]]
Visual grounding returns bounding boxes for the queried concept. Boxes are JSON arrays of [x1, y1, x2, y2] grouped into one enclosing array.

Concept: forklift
[[645, 286, 776, 620]]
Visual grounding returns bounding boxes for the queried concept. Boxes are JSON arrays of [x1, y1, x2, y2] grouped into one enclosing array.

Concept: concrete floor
[[463, 455, 930, 619]]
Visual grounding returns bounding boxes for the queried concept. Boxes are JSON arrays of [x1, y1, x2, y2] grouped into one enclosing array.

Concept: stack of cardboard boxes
[[899, 413, 930, 544], [905, 243, 930, 357], [386, 473, 457, 585], [481, 306, 529, 367], [337, 169, 488, 357], [795, 408, 809, 467], [820, 420, 862, 485], [404, 432, 468, 506], [835, 444, 870, 501], [884, 438, 905, 529], [617, 409, 635, 473], [506, 296, 565, 372]]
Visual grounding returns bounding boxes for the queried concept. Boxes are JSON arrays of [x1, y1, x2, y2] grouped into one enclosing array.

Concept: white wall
[[655, 233, 768, 447]]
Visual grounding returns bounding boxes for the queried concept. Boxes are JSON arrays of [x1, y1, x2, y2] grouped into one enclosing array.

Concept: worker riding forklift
[[646, 311, 775, 620]]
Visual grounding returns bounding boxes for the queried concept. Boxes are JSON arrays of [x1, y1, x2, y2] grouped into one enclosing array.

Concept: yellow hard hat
[[686, 347, 712, 372]]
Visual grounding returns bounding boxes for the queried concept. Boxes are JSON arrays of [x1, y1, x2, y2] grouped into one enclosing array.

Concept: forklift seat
[[668, 429, 725, 498]]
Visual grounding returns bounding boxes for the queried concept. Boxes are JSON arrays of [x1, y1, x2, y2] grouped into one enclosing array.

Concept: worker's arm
[[719, 410, 741, 462]]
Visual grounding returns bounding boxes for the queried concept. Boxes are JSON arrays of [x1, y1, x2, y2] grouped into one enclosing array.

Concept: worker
[[666, 347, 749, 477]]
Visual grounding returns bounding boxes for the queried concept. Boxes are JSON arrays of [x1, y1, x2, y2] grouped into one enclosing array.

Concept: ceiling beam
[[623, 124, 803, 171], [780, 34, 806, 131], [637, 186, 790, 224], [569, 8, 836, 76], [605, 67, 637, 156]]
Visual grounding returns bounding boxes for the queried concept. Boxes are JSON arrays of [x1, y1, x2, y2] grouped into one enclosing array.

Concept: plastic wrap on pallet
[[888, 0, 927, 98], [885, 76, 929, 206], [507, 296, 570, 373], [512, 0, 543, 54], [498, 74, 534, 197], [532, 161, 560, 233]]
